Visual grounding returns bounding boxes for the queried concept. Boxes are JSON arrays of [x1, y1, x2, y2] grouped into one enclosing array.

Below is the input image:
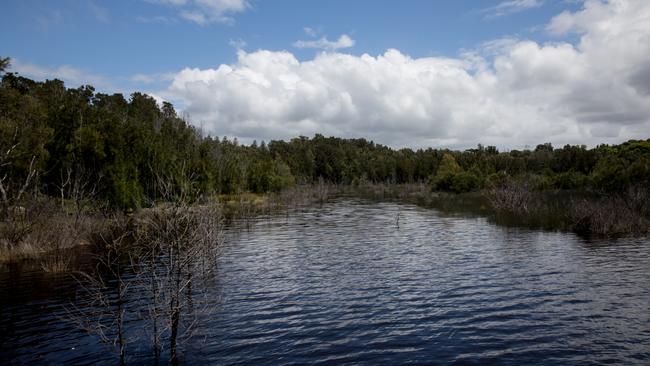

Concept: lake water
[[1, 199, 650, 364]]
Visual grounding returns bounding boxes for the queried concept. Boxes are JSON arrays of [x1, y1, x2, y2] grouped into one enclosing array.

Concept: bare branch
[[15, 156, 37, 203]]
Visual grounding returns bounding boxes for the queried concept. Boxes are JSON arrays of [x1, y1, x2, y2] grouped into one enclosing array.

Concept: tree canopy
[[1, 70, 648, 208]]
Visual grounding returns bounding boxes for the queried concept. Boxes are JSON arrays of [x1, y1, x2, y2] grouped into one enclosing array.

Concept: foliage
[[551, 171, 590, 190], [0, 69, 648, 208], [592, 140, 650, 192], [429, 154, 480, 193]]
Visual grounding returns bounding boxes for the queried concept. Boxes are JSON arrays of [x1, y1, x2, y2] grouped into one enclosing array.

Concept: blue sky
[[1, 1, 649, 149], [2, 0, 580, 90]]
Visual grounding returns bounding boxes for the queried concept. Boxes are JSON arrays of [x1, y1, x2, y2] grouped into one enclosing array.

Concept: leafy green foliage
[[551, 171, 590, 190], [429, 154, 481, 193], [592, 140, 650, 192], [0, 71, 648, 208]]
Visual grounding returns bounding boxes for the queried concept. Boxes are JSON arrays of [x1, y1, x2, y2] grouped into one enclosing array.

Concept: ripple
[[2, 199, 650, 364]]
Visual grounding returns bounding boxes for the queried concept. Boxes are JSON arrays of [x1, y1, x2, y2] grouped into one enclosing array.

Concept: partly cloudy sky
[[1, 0, 649, 149]]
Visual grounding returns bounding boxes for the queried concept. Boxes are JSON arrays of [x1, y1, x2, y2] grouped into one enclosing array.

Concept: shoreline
[[2, 182, 649, 272]]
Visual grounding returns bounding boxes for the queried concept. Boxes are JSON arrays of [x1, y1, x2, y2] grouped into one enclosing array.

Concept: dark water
[[2, 199, 650, 365]]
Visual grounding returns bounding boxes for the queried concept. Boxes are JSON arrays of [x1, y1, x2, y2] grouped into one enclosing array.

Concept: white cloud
[[131, 72, 176, 85], [11, 60, 112, 89], [145, 0, 249, 25], [160, 0, 650, 149], [303, 27, 318, 37], [293, 34, 355, 51], [136, 15, 177, 24], [228, 38, 247, 50], [8, 61, 174, 108], [180, 10, 208, 25], [483, 0, 544, 18], [13, 1, 650, 150], [131, 73, 157, 84]]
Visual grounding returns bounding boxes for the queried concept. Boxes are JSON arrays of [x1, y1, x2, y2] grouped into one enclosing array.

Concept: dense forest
[[1, 59, 650, 212]]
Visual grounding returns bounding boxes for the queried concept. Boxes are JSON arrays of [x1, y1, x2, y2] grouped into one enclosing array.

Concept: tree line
[[1, 63, 649, 210]]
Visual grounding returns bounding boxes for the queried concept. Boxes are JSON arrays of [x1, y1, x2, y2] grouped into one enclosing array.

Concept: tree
[[0, 57, 10, 73], [437, 153, 463, 176], [134, 173, 223, 363], [269, 158, 295, 192], [67, 216, 133, 365]]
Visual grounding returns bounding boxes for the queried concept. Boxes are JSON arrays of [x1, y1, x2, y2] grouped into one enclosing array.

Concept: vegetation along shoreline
[[1, 58, 650, 272]]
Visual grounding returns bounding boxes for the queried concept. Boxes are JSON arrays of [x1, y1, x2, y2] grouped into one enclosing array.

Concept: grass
[[0, 240, 43, 261], [340, 182, 650, 236], [0, 199, 102, 266], [1, 184, 336, 270], [4, 182, 645, 271], [40, 255, 71, 273]]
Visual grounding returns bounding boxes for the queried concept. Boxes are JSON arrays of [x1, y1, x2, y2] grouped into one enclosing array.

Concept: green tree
[[437, 153, 463, 176], [429, 153, 463, 191]]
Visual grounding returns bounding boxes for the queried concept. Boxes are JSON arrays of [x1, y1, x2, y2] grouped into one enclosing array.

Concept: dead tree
[[67, 161, 224, 364], [0, 155, 37, 221], [133, 165, 224, 363], [66, 217, 133, 365], [486, 178, 535, 214]]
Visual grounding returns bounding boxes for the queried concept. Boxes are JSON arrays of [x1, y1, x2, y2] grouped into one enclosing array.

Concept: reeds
[[568, 186, 650, 235], [486, 179, 650, 235], [40, 255, 71, 272], [0, 198, 101, 264]]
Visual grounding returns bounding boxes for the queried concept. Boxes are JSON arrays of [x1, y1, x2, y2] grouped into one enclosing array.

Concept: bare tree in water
[[133, 165, 224, 363], [134, 202, 223, 363], [68, 164, 224, 364], [66, 215, 133, 365]]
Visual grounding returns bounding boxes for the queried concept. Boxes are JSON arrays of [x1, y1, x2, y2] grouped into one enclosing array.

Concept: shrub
[[551, 171, 590, 190], [429, 153, 482, 194], [486, 177, 536, 214], [450, 171, 481, 193]]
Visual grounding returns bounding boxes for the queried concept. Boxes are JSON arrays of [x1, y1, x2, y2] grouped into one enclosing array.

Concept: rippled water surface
[[2, 199, 650, 364]]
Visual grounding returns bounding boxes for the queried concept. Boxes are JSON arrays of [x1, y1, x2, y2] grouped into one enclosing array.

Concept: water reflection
[[2, 199, 650, 364]]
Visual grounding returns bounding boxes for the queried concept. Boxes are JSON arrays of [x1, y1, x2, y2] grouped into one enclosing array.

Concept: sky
[[1, 0, 649, 150]]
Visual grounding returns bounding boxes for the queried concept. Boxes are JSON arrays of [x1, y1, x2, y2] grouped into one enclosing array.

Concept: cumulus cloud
[[483, 0, 544, 18], [145, 0, 249, 25], [160, 0, 650, 149], [293, 34, 355, 51]]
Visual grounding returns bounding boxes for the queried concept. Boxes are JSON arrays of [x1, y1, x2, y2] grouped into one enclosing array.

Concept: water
[[2, 199, 650, 364]]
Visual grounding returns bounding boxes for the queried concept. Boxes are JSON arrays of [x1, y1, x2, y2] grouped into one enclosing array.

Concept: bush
[[269, 159, 295, 192], [569, 189, 650, 235], [429, 171, 481, 193], [429, 172, 453, 192], [486, 177, 536, 214], [450, 171, 481, 193], [428, 153, 482, 194], [551, 171, 590, 190], [486, 171, 509, 188]]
